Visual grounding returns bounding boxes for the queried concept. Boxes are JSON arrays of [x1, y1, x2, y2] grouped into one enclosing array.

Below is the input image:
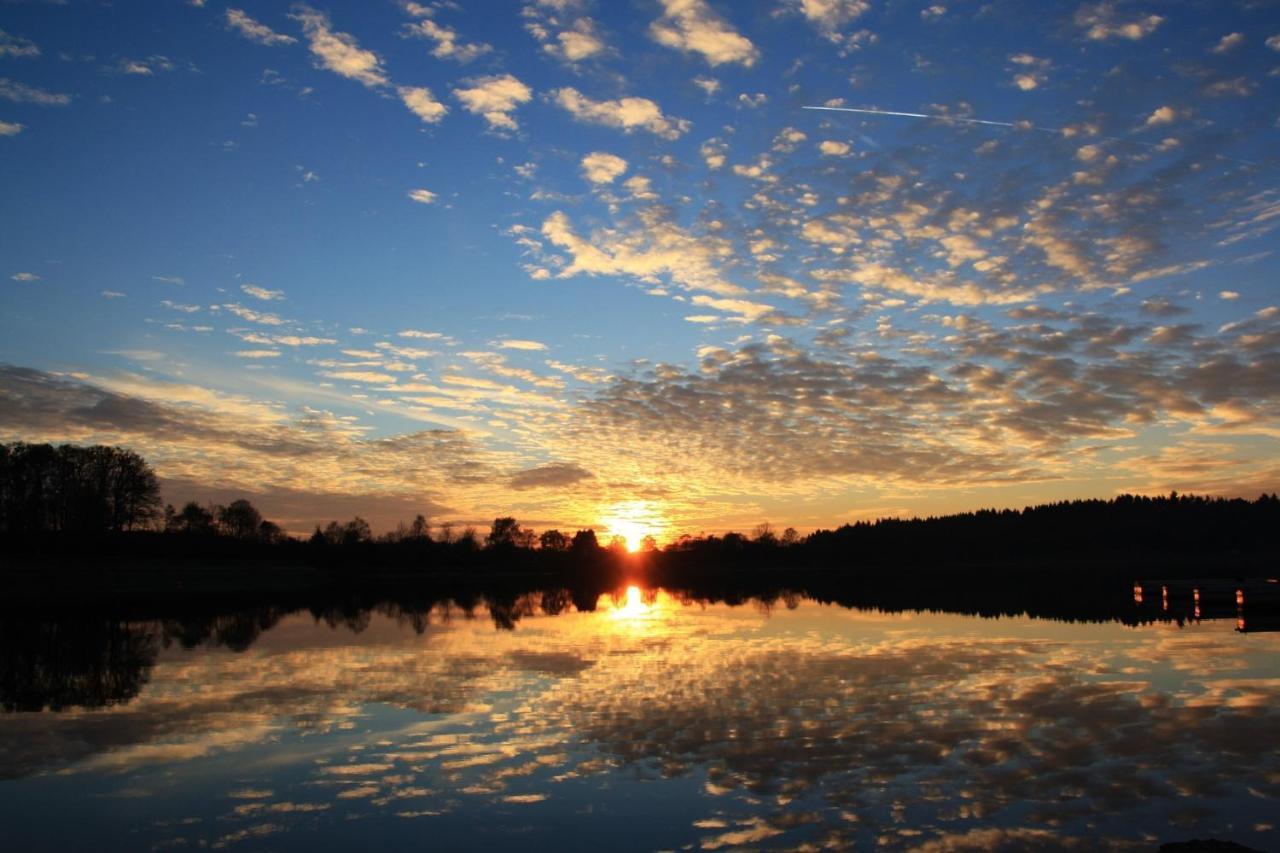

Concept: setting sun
[[599, 500, 668, 553]]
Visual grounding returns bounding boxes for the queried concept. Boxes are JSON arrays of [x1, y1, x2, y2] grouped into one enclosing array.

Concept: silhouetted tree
[[640, 534, 658, 552], [342, 517, 372, 545], [0, 442, 160, 535], [167, 501, 216, 535], [217, 499, 263, 540], [752, 523, 778, 546], [571, 528, 599, 553], [487, 516, 522, 548], [456, 526, 479, 553], [540, 529, 569, 551], [258, 519, 286, 545]]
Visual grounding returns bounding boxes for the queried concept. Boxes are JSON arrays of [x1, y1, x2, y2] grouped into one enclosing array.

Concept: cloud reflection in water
[[1, 591, 1278, 851]]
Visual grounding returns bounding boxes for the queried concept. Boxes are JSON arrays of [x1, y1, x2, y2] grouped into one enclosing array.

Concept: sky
[[1, 0, 1279, 541]]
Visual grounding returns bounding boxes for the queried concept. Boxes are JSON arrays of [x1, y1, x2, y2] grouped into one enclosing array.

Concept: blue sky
[[2, 0, 1279, 538]]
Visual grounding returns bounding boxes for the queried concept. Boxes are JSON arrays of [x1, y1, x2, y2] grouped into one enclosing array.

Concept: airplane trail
[[802, 105, 1058, 133], [802, 105, 1260, 167]]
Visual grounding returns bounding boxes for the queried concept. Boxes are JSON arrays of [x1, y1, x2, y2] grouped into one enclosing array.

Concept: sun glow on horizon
[[598, 500, 669, 552]]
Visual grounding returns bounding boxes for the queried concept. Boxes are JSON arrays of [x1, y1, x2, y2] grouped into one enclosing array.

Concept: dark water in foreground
[[2, 582, 1278, 851]]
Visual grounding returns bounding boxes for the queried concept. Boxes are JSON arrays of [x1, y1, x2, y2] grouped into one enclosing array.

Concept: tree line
[[3, 443, 1277, 572]]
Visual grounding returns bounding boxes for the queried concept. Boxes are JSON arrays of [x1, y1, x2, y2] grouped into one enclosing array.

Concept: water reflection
[[1, 581, 1278, 851]]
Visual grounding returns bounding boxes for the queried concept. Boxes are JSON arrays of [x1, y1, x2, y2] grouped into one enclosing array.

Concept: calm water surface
[[2, 585, 1278, 851]]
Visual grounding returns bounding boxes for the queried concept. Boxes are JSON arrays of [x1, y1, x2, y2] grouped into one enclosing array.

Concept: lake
[[2, 580, 1278, 851]]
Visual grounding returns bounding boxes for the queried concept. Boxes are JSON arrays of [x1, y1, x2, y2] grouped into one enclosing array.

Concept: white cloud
[[0, 29, 40, 59], [818, 139, 850, 156], [1074, 3, 1163, 41], [292, 6, 388, 88], [399, 329, 443, 339], [11, 272, 40, 282], [1219, 290, 1240, 301], [1268, 34, 1280, 51], [700, 138, 727, 169], [1211, 32, 1244, 54], [241, 284, 284, 301], [225, 9, 296, 46], [0, 120, 22, 136], [234, 349, 282, 359], [547, 19, 607, 62], [101, 290, 126, 299], [1145, 105, 1177, 126], [580, 151, 628, 184], [0, 78, 70, 106], [398, 86, 447, 123], [540, 209, 742, 297], [453, 74, 532, 131], [787, 0, 870, 37], [222, 303, 285, 326], [408, 188, 437, 204], [498, 339, 548, 351], [623, 175, 657, 201], [692, 76, 720, 96], [649, 0, 758, 67], [405, 18, 492, 63], [552, 87, 690, 139], [690, 294, 776, 323]]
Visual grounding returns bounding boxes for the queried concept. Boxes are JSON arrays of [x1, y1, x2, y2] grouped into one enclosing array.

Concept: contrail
[[802, 105, 1058, 133], [802, 105, 1260, 167]]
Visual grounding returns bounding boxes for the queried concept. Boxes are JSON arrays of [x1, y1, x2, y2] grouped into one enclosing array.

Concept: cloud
[[649, 0, 758, 67], [818, 140, 850, 156], [225, 9, 296, 46], [10, 272, 39, 282], [498, 340, 548, 351], [408, 188, 437, 204], [692, 76, 720, 96], [241, 284, 284, 301], [452, 74, 532, 131], [0, 78, 70, 106], [0, 120, 22, 136], [222, 303, 285, 326], [690, 295, 776, 323], [580, 152, 628, 184], [0, 29, 39, 59], [1074, 3, 1163, 41], [509, 462, 593, 490], [397, 86, 447, 123], [551, 87, 690, 139], [527, 12, 607, 63], [292, 6, 388, 88], [1144, 105, 1176, 126], [699, 138, 727, 169], [404, 17, 492, 63], [1211, 32, 1244, 54], [322, 370, 398, 384], [1203, 77, 1255, 97], [234, 350, 282, 359], [786, 0, 870, 38], [540, 208, 742, 297], [1268, 34, 1280, 52]]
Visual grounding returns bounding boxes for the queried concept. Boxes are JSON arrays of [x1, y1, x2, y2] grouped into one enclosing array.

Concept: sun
[[599, 500, 668, 552]]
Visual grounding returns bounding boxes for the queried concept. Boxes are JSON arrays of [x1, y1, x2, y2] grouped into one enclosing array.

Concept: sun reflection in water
[[606, 585, 665, 626]]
